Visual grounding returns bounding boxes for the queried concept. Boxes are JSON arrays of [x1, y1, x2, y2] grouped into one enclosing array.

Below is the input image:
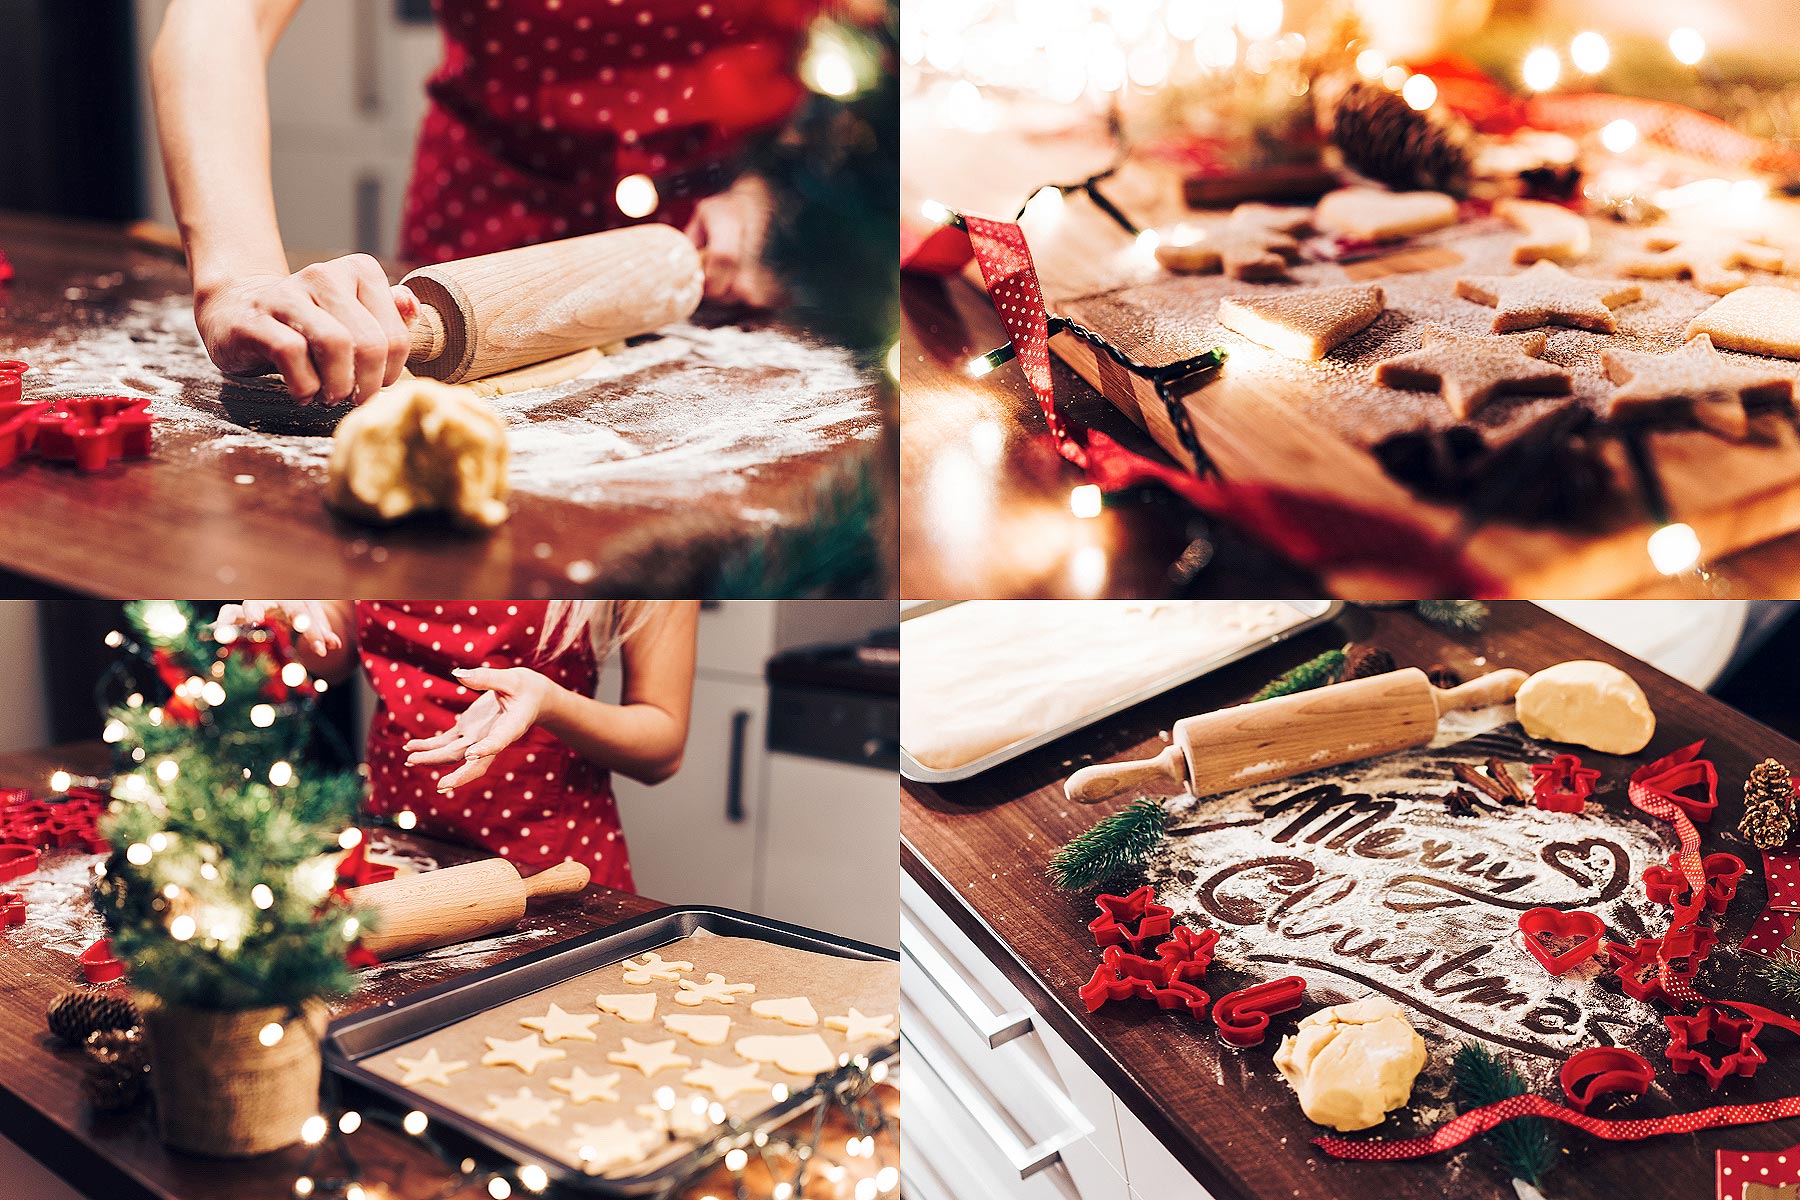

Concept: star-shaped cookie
[[520, 1002, 600, 1043], [1495, 197, 1590, 265], [735, 1033, 839, 1076], [1312, 187, 1458, 240], [681, 1058, 772, 1100], [481, 1032, 568, 1075], [595, 993, 658, 1023], [1155, 204, 1310, 281], [549, 1067, 624, 1105], [480, 1086, 564, 1130], [750, 997, 819, 1027], [663, 1013, 732, 1046], [1371, 325, 1571, 418], [637, 1097, 715, 1137], [567, 1119, 661, 1172], [607, 1037, 694, 1077], [1454, 260, 1641, 333], [824, 1009, 897, 1042], [1601, 334, 1792, 439], [1216, 284, 1385, 361], [621, 952, 692, 985], [675, 973, 757, 1007], [393, 1046, 468, 1087], [1623, 227, 1782, 294], [1686, 286, 1800, 360]]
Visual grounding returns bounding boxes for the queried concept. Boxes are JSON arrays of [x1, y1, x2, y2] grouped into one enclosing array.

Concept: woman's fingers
[[451, 667, 511, 693], [463, 705, 534, 760], [267, 294, 356, 404], [407, 733, 477, 765], [692, 199, 743, 302], [348, 255, 413, 390], [403, 727, 463, 753], [302, 262, 390, 404], [241, 314, 322, 401], [289, 600, 342, 653], [437, 753, 494, 791]]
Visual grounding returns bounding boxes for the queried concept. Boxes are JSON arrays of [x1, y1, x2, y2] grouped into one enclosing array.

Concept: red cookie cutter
[[1088, 885, 1174, 953], [79, 938, 125, 985], [0, 844, 40, 883], [1531, 754, 1602, 814], [1078, 956, 1155, 1012], [1665, 1006, 1767, 1090], [1559, 1046, 1653, 1113], [28, 396, 155, 472], [1146, 978, 1210, 1018], [0, 891, 23, 927], [1640, 749, 1718, 824], [1154, 926, 1218, 986], [1659, 922, 1718, 963], [1643, 852, 1745, 915], [1518, 907, 1605, 975], [1606, 936, 1701, 1003], [0, 360, 25, 407], [1211, 976, 1307, 1047]]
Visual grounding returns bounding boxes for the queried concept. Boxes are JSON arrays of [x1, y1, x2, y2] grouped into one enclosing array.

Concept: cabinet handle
[[354, 0, 380, 114], [901, 1028, 1090, 1181], [902, 916, 1033, 1049], [725, 709, 750, 823]]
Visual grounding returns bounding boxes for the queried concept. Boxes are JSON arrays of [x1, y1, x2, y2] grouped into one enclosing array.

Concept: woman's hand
[[214, 601, 345, 658], [194, 255, 418, 404], [404, 667, 559, 792], [684, 174, 783, 309]]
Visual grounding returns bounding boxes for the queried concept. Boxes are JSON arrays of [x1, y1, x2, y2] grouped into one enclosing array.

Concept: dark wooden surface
[[0, 213, 887, 599], [900, 601, 1800, 1200], [0, 742, 895, 1200]]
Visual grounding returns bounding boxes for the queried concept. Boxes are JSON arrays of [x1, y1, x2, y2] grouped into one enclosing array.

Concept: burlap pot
[[140, 997, 329, 1156]]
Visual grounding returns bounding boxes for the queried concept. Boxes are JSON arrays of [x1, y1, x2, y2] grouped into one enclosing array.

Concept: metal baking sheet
[[899, 599, 1345, 784], [323, 906, 898, 1196]]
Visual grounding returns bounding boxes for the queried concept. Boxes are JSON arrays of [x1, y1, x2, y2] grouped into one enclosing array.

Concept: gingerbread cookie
[[1494, 198, 1590, 265], [1312, 187, 1458, 241], [1685, 286, 1800, 360], [1454, 260, 1641, 333], [1217, 284, 1384, 361], [674, 973, 756, 1006], [1155, 204, 1309, 281], [1602, 334, 1792, 439], [1371, 325, 1571, 419], [1623, 227, 1782, 295]]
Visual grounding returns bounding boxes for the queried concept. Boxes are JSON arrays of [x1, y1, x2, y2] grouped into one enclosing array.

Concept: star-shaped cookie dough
[[750, 997, 819, 1027], [567, 1119, 662, 1172], [520, 1002, 600, 1043], [675, 973, 757, 1007], [481, 1032, 568, 1075], [735, 1033, 839, 1076], [480, 1086, 564, 1130], [1454, 260, 1641, 333], [1686, 286, 1800, 361], [663, 1013, 732, 1046], [607, 1037, 694, 1077], [1155, 204, 1310, 282], [549, 1067, 624, 1105], [393, 1046, 469, 1087], [681, 1058, 772, 1100], [1216, 284, 1385, 361], [1371, 325, 1571, 418], [1495, 197, 1590, 265], [1624, 227, 1782, 294], [637, 1097, 715, 1137], [595, 992, 658, 1023], [621, 952, 692, 985], [1601, 334, 1792, 439], [824, 1008, 897, 1042]]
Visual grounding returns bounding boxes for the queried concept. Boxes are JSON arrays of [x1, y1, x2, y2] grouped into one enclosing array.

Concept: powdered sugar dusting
[[15, 849, 107, 958]]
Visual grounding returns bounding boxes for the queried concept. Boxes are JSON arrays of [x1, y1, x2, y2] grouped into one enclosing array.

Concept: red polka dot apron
[[399, 0, 819, 263], [358, 600, 633, 889]]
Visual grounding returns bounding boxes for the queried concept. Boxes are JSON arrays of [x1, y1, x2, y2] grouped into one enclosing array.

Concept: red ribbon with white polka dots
[[1744, 850, 1800, 959]]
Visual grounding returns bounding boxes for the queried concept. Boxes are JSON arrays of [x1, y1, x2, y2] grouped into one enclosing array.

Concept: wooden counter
[[900, 602, 1800, 1200]]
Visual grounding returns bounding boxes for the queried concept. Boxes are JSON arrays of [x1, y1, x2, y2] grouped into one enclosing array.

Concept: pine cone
[[82, 1027, 148, 1114], [1343, 645, 1397, 681], [47, 989, 141, 1045], [1742, 759, 1796, 849], [1326, 80, 1471, 195]]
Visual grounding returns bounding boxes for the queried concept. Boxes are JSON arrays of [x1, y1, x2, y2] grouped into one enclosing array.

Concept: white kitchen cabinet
[[761, 754, 897, 947]]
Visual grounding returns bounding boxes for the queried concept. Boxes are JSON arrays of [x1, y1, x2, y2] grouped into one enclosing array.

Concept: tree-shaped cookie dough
[[1623, 228, 1782, 295], [1370, 325, 1571, 418], [1156, 204, 1310, 281], [1494, 197, 1590, 265], [1454, 260, 1642, 333], [1601, 334, 1792, 439], [1686, 286, 1800, 360], [1217, 284, 1385, 361]]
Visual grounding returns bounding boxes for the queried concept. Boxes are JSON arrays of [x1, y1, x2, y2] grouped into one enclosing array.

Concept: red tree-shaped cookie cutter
[[1088, 885, 1174, 953], [79, 938, 125, 984], [0, 891, 23, 927], [1636, 744, 1718, 823], [1559, 1046, 1653, 1113], [1518, 907, 1605, 975], [1665, 1006, 1767, 1090], [1643, 851, 1745, 915], [1154, 926, 1219, 986], [1531, 754, 1602, 814], [1211, 976, 1307, 1047], [1606, 936, 1701, 1003]]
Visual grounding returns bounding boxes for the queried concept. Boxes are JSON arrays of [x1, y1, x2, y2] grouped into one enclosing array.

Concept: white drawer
[[1118, 1101, 1219, 1200]]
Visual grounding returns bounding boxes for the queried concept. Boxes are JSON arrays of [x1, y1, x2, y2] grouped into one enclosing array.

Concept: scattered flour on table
[[16, 850, 106, 958]]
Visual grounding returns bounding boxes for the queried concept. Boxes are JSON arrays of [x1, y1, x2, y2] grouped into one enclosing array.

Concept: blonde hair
[[539, 601, 654, 663]]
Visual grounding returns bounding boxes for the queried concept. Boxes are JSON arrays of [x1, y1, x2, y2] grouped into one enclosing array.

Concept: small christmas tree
[[92, 601, 369, 1011], [1741, 758, 1795, 851]]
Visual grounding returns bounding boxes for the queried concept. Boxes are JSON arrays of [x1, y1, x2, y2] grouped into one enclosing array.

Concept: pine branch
[[1415, 600, 1490, 633], [1250, 648, 1346, 702], [1755, 955, 1800, 1006], [1047, 799, 1169, 891], [1452, 1042, 1558, 1187]]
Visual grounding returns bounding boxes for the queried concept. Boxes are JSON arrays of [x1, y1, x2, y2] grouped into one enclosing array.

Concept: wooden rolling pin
[[1065, 666, 1528, 804], [345, 858, 590, 961], [402, 224, 704, 383]]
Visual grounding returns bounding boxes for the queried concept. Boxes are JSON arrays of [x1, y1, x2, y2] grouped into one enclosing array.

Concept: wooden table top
[[0, 213, 887, 598], [900, 601, 1800, 1200], [0, 742, 895, 1200]]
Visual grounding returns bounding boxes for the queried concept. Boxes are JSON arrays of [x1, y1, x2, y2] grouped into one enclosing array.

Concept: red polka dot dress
[[357, 601, 633, 889], [399, 0, 820, 263]]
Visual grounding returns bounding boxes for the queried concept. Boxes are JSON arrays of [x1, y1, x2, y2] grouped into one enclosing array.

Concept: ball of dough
[[326, 378, 510, 529], [1273, 997, 1426, 1132], [1514, 659, 1655, 755]]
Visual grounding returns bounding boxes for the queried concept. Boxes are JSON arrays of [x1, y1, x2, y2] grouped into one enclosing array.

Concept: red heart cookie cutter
[[1211, 976, 1307, 1047], [1531, 754, 1601, 814], [79, 938, 125, 984], [0, 844, 40, 883], [1643, 851, 1744, 915], [1518, 907, 1605, 975], [1665, 1006, 1766, 1090], [1088, 885, 1174, 953], [1559, 1046, 1653, 1113], [0, 891, 23, 927]]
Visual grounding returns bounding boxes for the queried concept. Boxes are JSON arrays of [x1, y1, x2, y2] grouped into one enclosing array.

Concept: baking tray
[[323, 905, 898, 1197], [899, 599, 1345, 784]]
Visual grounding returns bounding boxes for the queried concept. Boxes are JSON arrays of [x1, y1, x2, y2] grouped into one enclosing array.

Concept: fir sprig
[[1250, 648, 1346, 702], [1451, 1042, 1558, 1187], [1047, 799, 1169, 891], [1416, 600, 1490, 633], [1755, 955, 1800, 1006]]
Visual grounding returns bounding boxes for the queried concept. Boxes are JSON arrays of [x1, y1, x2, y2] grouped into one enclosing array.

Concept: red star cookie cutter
[[0, 891, 23, 927], [1559, 1046, 1653, 1113], [1665, 1006, 1767, 1090], [1518, 907, 1605, 975], [28, 396, 155, 472], [0, 844, 40, 883], [1088, 885, 1174, 953], [1211, 976, 1307, 1047], [79, 938, 125, 984], [1643, 851, 1745, 915], [1606, 936, 1701, 1003], [1531, 754, 1602, 814], [1154, 925, 1219, 986]]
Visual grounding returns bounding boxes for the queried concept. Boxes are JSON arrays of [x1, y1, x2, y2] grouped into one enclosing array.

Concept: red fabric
[[357, 601, 632, 889], [400, 0, 819, 263]]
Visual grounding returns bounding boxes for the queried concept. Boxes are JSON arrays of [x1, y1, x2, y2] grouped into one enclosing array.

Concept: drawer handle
[[725, 709, 750, 823], [901, 1029, 1090, 1181], [902, 918, 1033, 1049]]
